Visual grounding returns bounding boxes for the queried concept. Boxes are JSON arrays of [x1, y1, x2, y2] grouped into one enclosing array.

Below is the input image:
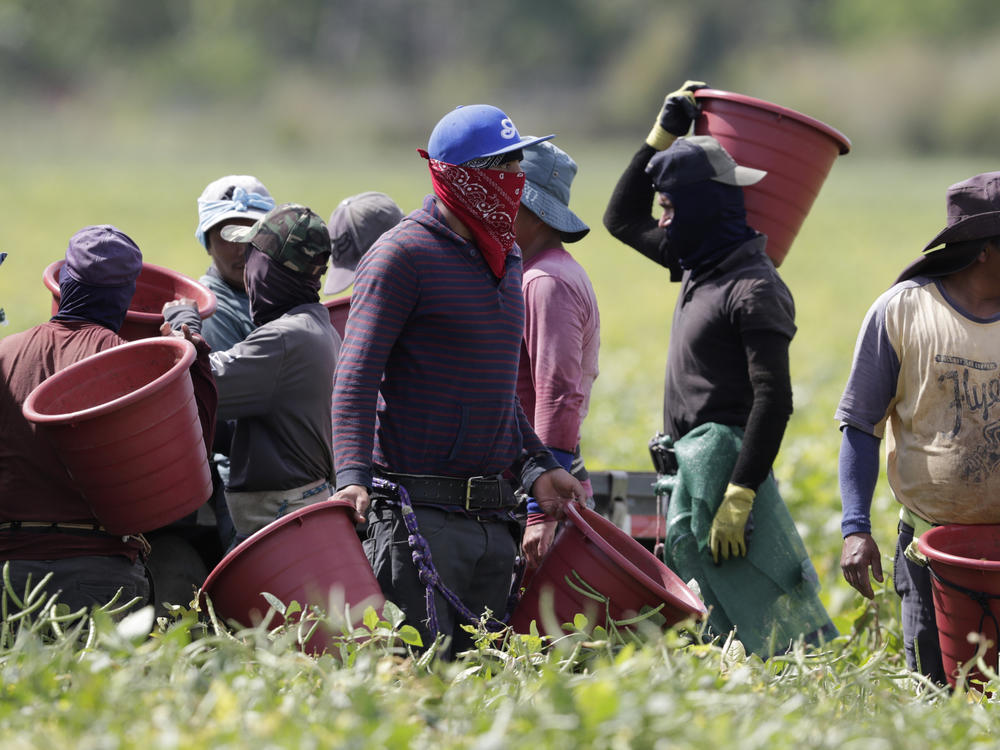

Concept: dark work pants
[[894, 522, 947, 684], [364, 497, 518, 659], [3, 555, 151, 615]]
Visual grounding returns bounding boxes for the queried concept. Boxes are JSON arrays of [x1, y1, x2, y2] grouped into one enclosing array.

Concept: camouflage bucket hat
[[220, 203, 331, 279]]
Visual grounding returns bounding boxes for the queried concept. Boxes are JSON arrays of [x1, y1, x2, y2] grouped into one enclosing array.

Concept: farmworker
[[837, 171, 1000, 685], [602, 81, 836, 656], [513, 141, 601, 568], [186, 174, 277, 557], [322, 191, 405, 345], [165, 204, 337, 542], [0, 225, 216, 613], [331, 104, 586, 657], [142, 174, 275, 609], [323, 191, 404, 296], [194, 174, 276, 350]]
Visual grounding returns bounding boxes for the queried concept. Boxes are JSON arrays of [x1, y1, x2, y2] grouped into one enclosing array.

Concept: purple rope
[[372, 477, 524, 639]]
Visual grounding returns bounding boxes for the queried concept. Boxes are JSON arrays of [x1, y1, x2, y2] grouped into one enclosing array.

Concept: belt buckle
[[465, 475, 487, 510]]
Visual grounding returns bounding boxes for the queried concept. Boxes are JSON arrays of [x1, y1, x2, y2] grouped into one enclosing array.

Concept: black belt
[[377, 471, 517, 510]]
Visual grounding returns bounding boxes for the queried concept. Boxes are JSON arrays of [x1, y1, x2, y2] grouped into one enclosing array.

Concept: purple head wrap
[[51, 225, 142, 331]]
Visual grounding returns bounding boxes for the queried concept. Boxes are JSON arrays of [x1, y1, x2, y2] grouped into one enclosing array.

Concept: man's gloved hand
[[709, 483, 755, 563], [646, 80, 708, 150]]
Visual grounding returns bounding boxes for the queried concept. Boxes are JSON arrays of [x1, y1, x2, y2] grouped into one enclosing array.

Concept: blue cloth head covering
[[196, 176, 275, 248]]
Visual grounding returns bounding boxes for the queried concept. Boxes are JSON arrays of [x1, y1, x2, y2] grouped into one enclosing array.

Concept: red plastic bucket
[[509, 503, 706, 636], [918, 524, 1000, 687], [693, 89, 851, 267], [21, 337, 213, 535], [322, 296, 350, 340], [201, 499, 385, 654], [43, 260, 217, 341]]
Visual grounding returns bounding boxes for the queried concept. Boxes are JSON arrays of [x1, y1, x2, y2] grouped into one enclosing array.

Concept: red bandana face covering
[[419, 149, 526, 278]]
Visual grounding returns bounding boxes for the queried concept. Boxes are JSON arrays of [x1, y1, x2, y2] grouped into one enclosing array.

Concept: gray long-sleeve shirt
[[167, 301, 339, 492]]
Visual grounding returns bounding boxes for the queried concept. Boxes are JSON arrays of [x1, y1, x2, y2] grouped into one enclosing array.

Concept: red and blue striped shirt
[[332, 195, 557, 491]]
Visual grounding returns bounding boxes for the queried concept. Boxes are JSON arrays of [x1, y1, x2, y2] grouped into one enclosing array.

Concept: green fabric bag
[[658, 422, 837, 657]]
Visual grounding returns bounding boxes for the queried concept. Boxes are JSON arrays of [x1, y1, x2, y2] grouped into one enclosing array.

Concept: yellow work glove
[[709, 483, 755, 563], [645, 79, 708, 150]]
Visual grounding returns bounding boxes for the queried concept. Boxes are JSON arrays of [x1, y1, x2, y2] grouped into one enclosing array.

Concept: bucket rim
[[321, 296, 350, 311], [563, 502, 707, 616], [42, 259, 218, 322], [694, 88, 852, 155], [201, 497, 353, 596], [22, 336, 196, 425], [917, 523, 1000, 572]]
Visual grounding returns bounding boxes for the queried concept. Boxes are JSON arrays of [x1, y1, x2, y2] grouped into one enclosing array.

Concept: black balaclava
[[244, 247, 321, 326], [51, 271, 136, 332], [661, 179, 756, 275]]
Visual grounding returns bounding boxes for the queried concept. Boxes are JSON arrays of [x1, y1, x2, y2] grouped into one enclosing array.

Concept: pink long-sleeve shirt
[[516, 245, 600, 454]]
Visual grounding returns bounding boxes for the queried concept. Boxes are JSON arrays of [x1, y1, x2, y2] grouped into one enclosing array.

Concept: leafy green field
[[2, 124, 997, 745]]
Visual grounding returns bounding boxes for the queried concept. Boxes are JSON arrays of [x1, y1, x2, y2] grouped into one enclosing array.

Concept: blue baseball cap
[[426, 105, 555, 166]]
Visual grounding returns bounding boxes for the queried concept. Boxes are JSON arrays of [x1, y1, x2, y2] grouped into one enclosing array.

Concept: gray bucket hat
[[520, 142, 590, 243], [323, 192, 404, 295]]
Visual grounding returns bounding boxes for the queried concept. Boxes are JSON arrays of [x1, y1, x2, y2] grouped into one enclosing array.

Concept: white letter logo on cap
[[500, 118, 516, 140]]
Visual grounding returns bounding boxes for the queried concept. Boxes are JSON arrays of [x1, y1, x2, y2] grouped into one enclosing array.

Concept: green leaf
[[363, 606, 379, 631], [573, 613, 589, 631], [614, 642, 636, 664], [382, 600, 405, 628], [451, 665, 483, 683], [261, 592, 285, 616], [115, 605, 155, 643], [398, 625, 423, 647]]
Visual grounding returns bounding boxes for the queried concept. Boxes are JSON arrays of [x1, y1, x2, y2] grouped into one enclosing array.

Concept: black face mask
[[661, 180, 756, 274], [244, 247, 321, 326], [52, 275, 135, 332]]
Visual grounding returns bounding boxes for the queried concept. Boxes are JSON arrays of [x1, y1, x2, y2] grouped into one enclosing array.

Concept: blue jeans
[[895, 522, 946, 684]]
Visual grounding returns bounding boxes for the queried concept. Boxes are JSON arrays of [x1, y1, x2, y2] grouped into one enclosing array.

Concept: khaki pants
[[225, 478, 331, 539]]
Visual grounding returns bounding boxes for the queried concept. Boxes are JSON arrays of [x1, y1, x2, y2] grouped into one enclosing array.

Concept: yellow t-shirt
[[837, 278, 1000, 524]]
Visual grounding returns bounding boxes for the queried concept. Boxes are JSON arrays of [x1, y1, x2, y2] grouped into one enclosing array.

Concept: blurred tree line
[[3, 0, 1000, 154]]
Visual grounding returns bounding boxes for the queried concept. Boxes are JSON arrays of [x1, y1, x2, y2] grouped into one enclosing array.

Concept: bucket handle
[[928, 566, 1000, 647]]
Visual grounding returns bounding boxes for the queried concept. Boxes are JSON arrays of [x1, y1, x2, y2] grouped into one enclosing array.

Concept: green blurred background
[[2, 0, 999, 601]]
